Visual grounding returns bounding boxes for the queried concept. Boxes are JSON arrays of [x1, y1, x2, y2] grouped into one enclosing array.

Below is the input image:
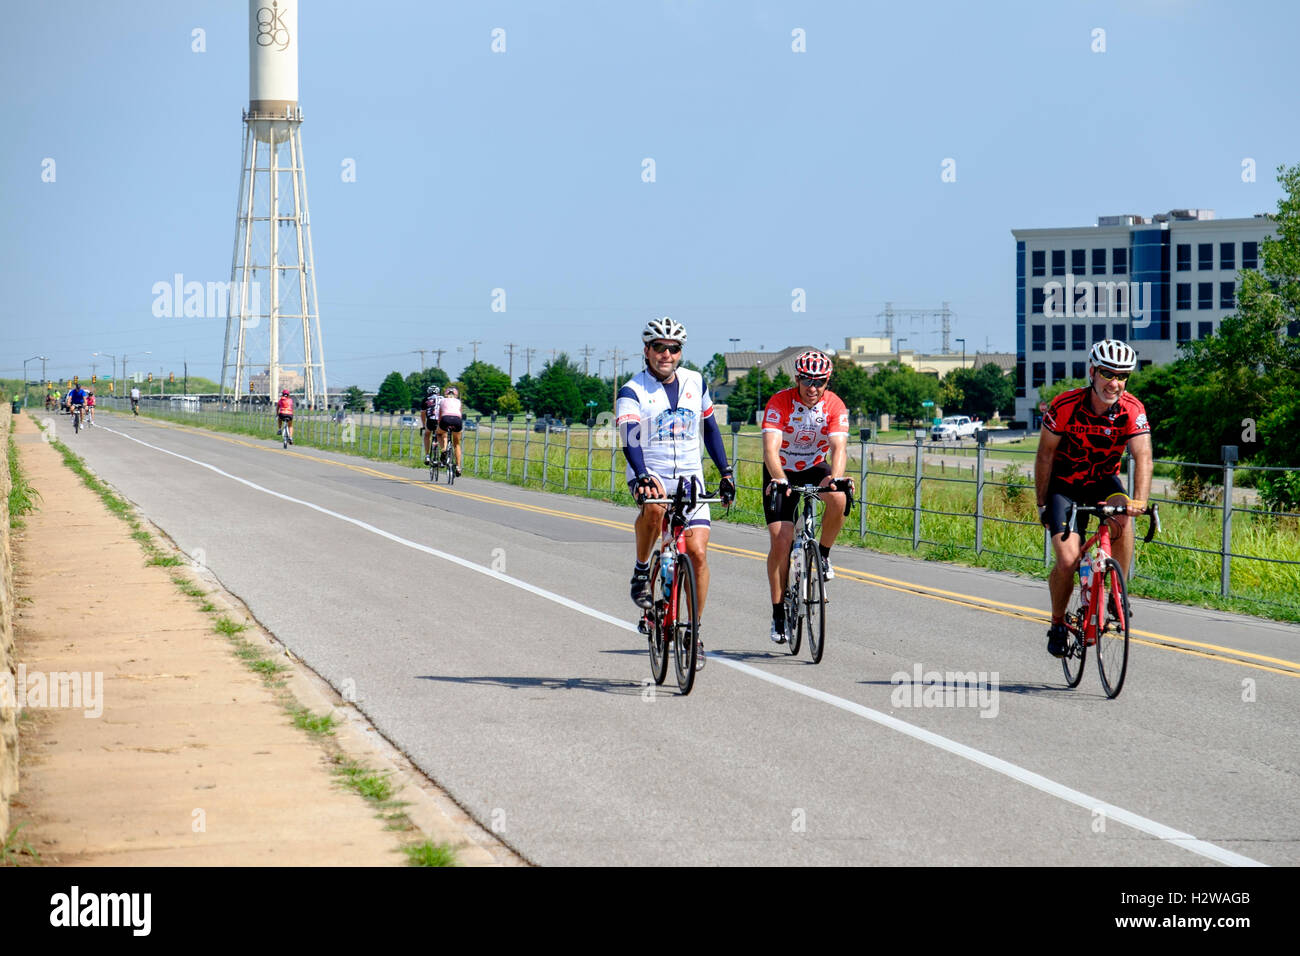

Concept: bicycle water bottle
[[1078, 553, 1092, 607], [661, 552, 675, 591]]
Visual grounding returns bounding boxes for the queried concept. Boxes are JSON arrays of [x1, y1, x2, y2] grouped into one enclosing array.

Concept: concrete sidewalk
[[7, 412, 506, 865]]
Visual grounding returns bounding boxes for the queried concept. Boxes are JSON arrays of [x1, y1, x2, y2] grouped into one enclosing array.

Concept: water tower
[[220, 0, 327, 407]]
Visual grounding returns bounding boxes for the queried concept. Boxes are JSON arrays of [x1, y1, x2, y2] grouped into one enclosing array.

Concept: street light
[[94, 351, 118, 383], [955, 337, 966, 369], [23, 355, 47, 405], [122, 351, 151, 389]]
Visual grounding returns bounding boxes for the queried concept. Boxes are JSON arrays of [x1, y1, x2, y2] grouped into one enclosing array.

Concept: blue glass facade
[[1015, 241, 1025, 398], [1130, 229, 1169, 341]]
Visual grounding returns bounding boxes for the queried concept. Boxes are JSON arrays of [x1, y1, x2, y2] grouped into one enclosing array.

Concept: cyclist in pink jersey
[[276, 389, 295, 445], [437, 387, 465, 476]]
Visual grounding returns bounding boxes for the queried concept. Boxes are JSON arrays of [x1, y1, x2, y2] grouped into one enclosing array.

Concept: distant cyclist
[[618, 317, 735, 670], [761, 349, 852, 644], [130, 386, 141, 415], [85, 389, 96, 425], [67, 383, 87, 424], [276, 388, 295, 445], [1035, 339, 1153, 658], [437, 386, 465, 476], [421, 385, 442, 465]]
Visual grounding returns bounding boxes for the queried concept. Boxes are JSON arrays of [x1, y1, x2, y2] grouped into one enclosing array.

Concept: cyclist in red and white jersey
[[761, 350, 852, 644], [1034, 339, 1153, 657], [276, 389, 295, 445], [437, 387, 465, 476]]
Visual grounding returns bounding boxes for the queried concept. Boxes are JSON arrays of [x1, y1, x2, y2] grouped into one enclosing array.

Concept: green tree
[[943, 363, 1015, 419], [373, 371, 410, 413], [725, 366, 772, 425], [702, 352, 727, 386], [1036, 378, 1088, 408], [513, 373, 540, 414], [534, 354, 584, 419], [496, 388, 523, 416], [459, 361, 511, 414], [871, 362, 941, 424], [342, 385, 367, 411], [405, 367, 450, 408], [829, 358, 873, 417]]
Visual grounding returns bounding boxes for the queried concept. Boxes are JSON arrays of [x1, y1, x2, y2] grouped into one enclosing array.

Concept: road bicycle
[[71, 404, 83, 434], [775, 479, 853, 663], [277, 418, 292, 449], [637, 477, 723, 696], [1060, 501, 1161, 699]]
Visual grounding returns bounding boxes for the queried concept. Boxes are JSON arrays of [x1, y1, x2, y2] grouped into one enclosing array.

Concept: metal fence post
[[1221, 445, 1237, 598], [858, 430, 869, 539], [912, 435, 923, 550], [524, 421, 533, 481], [543, 427, 551, 487], [489, 419, 497, 475], [562, 427, 571, 491], [473, 422, 481, 474], [586, 426, 594, 492], [506, 420, 514, 477], [975, 429, 987, 555], [609, 434, 617, 495]]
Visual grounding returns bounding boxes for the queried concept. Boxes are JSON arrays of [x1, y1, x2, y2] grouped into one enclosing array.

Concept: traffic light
[[148, 372, 153, 383], [249, 381, 255, 394], [169, 372, 175, 384], [92, 375, 98, 383], [109, 382, 115, 393]]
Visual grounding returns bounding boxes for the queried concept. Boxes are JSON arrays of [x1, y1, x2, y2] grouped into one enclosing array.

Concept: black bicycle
[[71, 404, 83, 434], [774, 479, 852, 663]]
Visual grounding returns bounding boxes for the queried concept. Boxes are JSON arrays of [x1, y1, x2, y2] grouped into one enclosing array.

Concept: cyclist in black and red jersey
[[1034, 339, 1153, 658]]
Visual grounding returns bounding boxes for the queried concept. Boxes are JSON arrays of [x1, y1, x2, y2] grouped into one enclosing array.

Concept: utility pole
[[412, 349, 428, 371], [431, 348, 446, 368], [608, 348, 629, 410], [468, 339, 482, 363], [505, 342, 518, 381], [524, 347, 536, 377], [184, 360, 189, 395], [579, 345, 594, 375]]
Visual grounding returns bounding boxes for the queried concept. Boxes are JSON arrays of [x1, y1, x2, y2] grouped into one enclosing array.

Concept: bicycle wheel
[[804, 546, 827, 663], [282, 429, 289, 449], [785, 549, 803, 656], [671, 553, 698, 695], [646, 553, 668, 686], [1061, 612, 1087, 688], [73, 410, 80, 434], [447, 450, 457, 486], [1095, 560, 1130, 699]]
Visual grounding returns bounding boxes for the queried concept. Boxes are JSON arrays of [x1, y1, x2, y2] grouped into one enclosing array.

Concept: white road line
[[101, 424, 1267, 867]]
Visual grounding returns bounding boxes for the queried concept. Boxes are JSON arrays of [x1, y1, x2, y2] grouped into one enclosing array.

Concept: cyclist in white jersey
[[617, 317, 735, 669]]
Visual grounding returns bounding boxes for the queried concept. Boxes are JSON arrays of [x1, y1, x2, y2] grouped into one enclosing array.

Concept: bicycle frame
[[1065, 502, 1159, 645]]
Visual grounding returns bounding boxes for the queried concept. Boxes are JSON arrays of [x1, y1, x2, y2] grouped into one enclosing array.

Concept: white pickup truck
[[929, 415, 979, 441]]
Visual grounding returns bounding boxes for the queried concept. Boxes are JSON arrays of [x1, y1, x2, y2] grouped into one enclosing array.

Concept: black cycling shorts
[[761, 463, 832, 525], [1043, 475, 1127, 541], [277, 413, 293, 424], [438, 416, 463, 433]]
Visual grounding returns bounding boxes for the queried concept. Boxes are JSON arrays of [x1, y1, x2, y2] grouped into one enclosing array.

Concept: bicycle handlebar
[[1069, 502, 1161, 543], [774, 478, 855, 517]]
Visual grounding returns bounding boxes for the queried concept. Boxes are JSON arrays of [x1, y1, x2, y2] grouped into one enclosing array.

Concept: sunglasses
[[1095, 368, 1130, 382], [649, 342, 682, 355], [798, 376, 829, 388]]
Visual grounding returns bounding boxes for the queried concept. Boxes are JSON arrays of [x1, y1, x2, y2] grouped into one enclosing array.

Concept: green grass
[[171, 575, 207, 598], [213, 616, 247, 636], [291, 707, 338, 736], [198, 600, 216, 613], [146, 554, 184, 567], [7, 434, 41, 528], [332, 756, 396, 802], [403, 840, 459, 867], [0, 823, 41, 866]]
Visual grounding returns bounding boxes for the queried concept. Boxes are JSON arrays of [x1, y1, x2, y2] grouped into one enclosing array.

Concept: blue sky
[[3, 0, 1298, 389]]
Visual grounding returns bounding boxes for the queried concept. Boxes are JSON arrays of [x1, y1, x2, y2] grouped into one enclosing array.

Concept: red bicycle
[[1061, 501, 1160, 699], [637, 477, 722, 696]]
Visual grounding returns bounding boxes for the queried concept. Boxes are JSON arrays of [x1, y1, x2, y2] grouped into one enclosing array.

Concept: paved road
[[51, 410, 1300, 865]]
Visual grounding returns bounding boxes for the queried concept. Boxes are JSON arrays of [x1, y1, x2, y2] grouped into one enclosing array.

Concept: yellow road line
[[128, 413, 1300, 678]]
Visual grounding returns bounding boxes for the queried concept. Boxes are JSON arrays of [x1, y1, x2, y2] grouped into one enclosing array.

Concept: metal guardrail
[[88, 397, 1299, 611]]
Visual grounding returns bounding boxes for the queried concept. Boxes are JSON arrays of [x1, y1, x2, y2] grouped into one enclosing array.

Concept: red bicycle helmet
[[794, 350, 832, 378]]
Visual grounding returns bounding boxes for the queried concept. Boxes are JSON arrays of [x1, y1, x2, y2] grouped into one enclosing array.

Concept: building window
[[1072, 325, 1086, 351], [1112, 323, 1127, 341], [1092, 248, 1106, 274], [1220, 242, 1235, 271], [1177, 321, 1191, 345], [1198, 282, 1213, 309], [1052, 325, 1065, 350], [1032, 362, 1046, 387], [1075, 286, 1092, 316], [1220, 281, 1234, 309], [1112, 248, 1127, 274], [1176, 244, 1191, 271], [1031, 325, 1045, 351], [1072, 249, 1086, 276], [1051, 361, 1066, 383], [1031, 287, 1045, 314], [1198, 243, 1213, 270], [1138, 359, 1153, 370], [1032, 250, 1045, 277], [1072, 361, 1086, 379], [1176, 283, 1192, 310], [1243, 241, 1258, 270], [1092, 323, 1106, 344], [1198, 321, 1214, 339], [1052, 250, 1066, 276]]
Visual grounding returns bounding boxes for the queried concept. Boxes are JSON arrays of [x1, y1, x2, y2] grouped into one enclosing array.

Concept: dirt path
[[7, 413, 511, 866]]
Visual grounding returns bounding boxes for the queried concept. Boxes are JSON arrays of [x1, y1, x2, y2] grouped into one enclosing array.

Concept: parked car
[[930, 415, 979, 441], [462, 417, 478, 432], [399, 414, 421, 429], [533, 415, 568, 433]]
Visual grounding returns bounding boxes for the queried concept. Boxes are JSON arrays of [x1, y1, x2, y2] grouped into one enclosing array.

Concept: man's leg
[[817, 491, 847, 547], [684, 525, 711, 614], [767, 522, 794, 604], [423, 426, 432, 460], [1105, 493, 1135, 578]]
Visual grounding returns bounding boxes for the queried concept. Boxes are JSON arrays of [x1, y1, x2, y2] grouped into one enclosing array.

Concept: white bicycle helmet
[[642, 316, 687, 345], [1089, 339, 1137, 373]]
